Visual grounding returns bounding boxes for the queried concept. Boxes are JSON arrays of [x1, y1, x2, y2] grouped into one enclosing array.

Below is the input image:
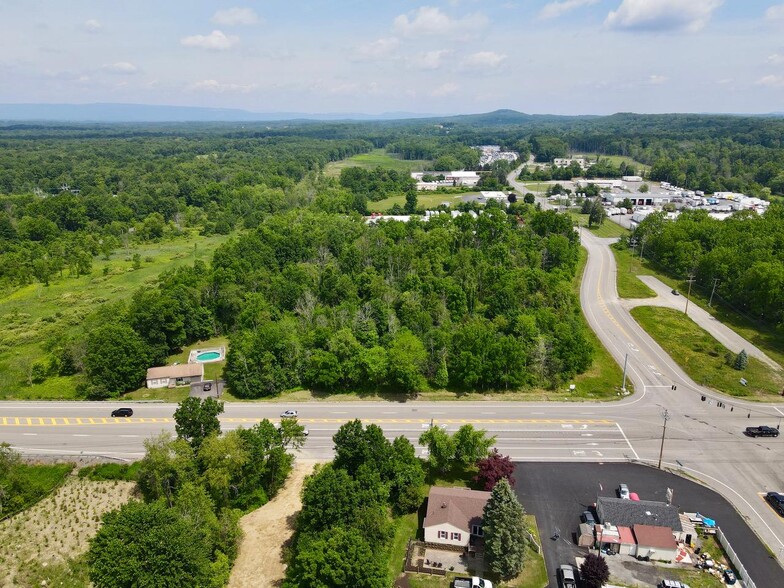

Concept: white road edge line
[[616, 423, 639, 460]]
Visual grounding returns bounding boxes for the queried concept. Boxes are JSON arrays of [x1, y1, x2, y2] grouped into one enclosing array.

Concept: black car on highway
[[111, 408, 133, 417], [765, 492, 784, 516], [745, 426, 779, 437]]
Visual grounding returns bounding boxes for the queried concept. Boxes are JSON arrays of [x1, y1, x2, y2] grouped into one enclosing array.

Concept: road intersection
[[2, 186, 784, 567]]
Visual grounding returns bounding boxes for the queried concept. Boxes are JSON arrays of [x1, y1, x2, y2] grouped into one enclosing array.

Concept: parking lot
[[515, 462, 782, 588]]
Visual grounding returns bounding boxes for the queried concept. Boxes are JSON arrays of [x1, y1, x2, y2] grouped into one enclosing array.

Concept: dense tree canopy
[[218, 208, 590, 397], [629, 203, 784, 330]]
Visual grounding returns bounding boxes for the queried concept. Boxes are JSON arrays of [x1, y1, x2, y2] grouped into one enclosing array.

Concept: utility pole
[[708, 278, 719, 307], [658, 409, 671, 469], [639, 236, 646, 263], [621, 353, 629, 393], [684, 274, 695, 314]]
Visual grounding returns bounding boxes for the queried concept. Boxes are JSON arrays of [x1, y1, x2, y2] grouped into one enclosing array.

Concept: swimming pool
[[188, 346, 225, 364]]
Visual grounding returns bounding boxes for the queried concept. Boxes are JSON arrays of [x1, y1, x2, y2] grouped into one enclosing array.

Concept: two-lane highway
[[3, 193, 784, 568]]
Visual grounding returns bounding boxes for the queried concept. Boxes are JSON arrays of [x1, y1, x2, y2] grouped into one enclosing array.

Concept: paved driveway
[[515, 462, 782, 588]]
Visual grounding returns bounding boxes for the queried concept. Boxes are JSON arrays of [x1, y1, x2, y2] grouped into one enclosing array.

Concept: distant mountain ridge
[[1, 103, 782, 124], [0, 103, 442, 123]]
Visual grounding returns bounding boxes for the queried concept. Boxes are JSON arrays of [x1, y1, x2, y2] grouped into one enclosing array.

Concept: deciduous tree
[[474, 449, 516, 491], [580, 553, 610, 588], [87, 501, 212, 588], [174, 397, 224, 450]]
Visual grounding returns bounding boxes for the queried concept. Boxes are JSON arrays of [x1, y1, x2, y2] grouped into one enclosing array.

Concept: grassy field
[[0, 476, 135, 587], [1, 463, 73, 521], [569, 212, 630, 238], [517, 181, 551, 193], [611, 245, 657, 299], [611, 243, 784, 369], [368, 192, 476, 212], [581, 153, 651, 173], [324, 148, 431, 177], [631, 307, 784, 399], [0, 232, 234, 400]]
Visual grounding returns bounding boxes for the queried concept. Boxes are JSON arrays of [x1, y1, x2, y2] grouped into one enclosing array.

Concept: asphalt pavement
[[516, 462, 781, 588]]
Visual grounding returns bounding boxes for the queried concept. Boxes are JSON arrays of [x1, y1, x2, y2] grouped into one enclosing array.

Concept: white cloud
[[83, 19, 102, 33], [539, 0, 599, 20], [430, 82, 458, 97], [605, 0, 722, 33], [765, 4, 784, 21], [756, 74, 784, 87], [414, 49, 451, 70], [646, 74, 667, 85], [768, 53, 784, 65], [190, 79, 257, 93], [180, 30, 239, 51], [393, 6, 488, 36], [462, 51, 507, 69], [102, 62, 139, 75], [212, 7, 259, 26], [353, 37, 400, 61]]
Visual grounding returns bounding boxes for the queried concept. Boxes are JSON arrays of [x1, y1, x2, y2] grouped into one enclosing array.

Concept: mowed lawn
[[630, 306, 784, 399], [0, 232, 234, 399], [569, 212, 630, 238], [324, 148, 431, 177], [580, 152, 651, 173], [368, 192, 477, 213], [611, 243, 784, 369]]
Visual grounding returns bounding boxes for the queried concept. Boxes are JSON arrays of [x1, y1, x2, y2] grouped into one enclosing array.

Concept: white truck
[[452, 577, 493, 588]]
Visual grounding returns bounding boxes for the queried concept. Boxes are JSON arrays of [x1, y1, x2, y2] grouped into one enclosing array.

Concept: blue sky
[[1, 0, 783, 115]]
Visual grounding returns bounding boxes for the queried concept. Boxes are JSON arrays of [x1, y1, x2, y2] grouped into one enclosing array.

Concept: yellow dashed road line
[[0, 417, 616, 427]]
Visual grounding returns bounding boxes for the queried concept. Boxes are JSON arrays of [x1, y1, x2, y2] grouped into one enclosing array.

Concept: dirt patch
[[0, 474, 136, 588], [228, 460, 319, 588]]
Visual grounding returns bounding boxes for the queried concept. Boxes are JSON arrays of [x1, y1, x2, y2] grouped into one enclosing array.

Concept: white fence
[[716, 527, 756, 588]]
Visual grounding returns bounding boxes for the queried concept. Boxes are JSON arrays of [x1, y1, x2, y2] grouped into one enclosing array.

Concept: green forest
[[1, 112, 783, 398], [626, 205, 784, 332]]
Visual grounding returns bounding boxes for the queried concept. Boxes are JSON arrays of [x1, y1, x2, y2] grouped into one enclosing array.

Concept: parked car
[[723, 569, 737, 584], [280, 409, 298, 418], [111, 408, 133, 417], [659, 581, 690, 588], [745, 425, 779, 437], [203, 382, 212, 392], [765, 492, 784, 516], [557, 564, 577, 588], [618, 483, 630, 499], [580, 510, 596, 525]]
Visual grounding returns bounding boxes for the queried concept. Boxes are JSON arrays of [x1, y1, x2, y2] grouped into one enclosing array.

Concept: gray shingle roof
[[596, 497, 682, 532]]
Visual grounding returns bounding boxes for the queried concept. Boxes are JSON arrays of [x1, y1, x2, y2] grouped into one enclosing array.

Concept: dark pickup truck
[[745, 426, 780, 437]]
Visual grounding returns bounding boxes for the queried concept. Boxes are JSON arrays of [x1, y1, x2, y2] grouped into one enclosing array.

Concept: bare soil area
[[228, 460, 318, 588], [0, 474, 136, 588]]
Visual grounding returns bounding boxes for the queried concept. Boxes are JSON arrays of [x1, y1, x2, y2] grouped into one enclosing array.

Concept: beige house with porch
[[423, 487, 491, 548], [146, 363, 204, 389]]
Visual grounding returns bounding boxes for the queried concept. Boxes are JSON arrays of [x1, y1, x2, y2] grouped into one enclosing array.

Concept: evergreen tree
[[483, 478, 527, 580], [404, 190, 418, 214], [734, 349, 748, 371]]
